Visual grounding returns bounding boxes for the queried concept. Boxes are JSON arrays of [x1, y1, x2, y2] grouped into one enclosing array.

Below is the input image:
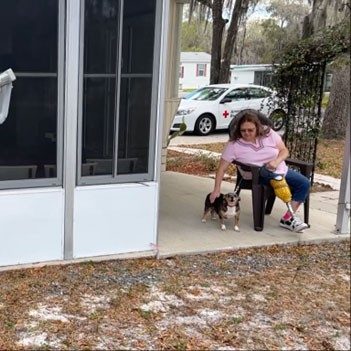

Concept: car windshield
[[184, 87, 228, 101]]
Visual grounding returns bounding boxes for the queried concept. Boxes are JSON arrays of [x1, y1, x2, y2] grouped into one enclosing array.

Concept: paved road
[[169, 131, 229, 146]]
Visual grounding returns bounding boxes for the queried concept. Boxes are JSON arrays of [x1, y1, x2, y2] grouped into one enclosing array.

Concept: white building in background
[[179, 52, 211, 90], [230, 64, 272, 87]]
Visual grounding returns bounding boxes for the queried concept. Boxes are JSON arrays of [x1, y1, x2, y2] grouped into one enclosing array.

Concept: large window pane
[[82, 77, 115, 175], [118, 78, 152, 174], [84, 0, 119, 74], [122, 0, 156, 74], [0, 78, 57, 180], [0, 0, 60, 182], [81, 0, 119, 176], [118, 0, 156, 175], [79, 0, 157, 182], [0, 0, 58, 73]]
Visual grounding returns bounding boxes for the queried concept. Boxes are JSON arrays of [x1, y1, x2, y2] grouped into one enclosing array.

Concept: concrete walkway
[[163, 133, 347, 256], [158, 171, 349, 257]]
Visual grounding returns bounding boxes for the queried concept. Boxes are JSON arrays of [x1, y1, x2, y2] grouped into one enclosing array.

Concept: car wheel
[[194, 114, 215, 136], [269, 110, 286, 131]]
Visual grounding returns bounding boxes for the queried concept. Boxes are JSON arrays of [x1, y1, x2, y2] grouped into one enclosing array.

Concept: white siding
[[73, 183, 158, 258], [179, 52, 211, 90], [231, 70, 255, 85], [0, 188, 64, 266], [230, 64, 272, 85], [180, 62, 210, 89]]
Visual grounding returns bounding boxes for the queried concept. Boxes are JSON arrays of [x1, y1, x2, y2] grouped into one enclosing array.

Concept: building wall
[[0, 188, 64, 266], [179, 58, 211, 90], [0, 0, 178, 269], [230, 70, 255, 85], [73, 183, 157, 258], [230, 65, 272, 86]]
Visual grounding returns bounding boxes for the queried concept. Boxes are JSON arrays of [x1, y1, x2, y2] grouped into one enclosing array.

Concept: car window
[[185, 87, 228, 101], [248, 87, 271, 99], [225, 88, 250, 101]]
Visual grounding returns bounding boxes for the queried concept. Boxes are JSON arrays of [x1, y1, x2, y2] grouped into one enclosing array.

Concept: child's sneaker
[[280, 216, 309, 232]]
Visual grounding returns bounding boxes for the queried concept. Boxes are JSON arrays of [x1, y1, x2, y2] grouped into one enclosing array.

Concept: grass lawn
[[166, 139, 345, 191], [0, 241, 349, 350]]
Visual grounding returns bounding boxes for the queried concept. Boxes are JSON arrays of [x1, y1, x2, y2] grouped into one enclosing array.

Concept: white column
[[159, 0, 185, 172], [64, 0, 81, 259]]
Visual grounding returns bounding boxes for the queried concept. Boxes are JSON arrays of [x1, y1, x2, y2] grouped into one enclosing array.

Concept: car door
[[218, 88, 251, 128], [246, 87, 272, 114]]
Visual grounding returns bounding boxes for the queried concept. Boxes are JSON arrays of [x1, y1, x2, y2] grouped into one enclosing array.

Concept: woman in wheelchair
[[209, 110, 310, 233]]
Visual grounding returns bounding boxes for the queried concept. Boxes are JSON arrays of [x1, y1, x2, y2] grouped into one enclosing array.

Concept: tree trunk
[[238, 18, 247, 65], [219, 0, 249, 83], [191, 0, 251, 84], [303, 0, 350, 140], [210, 0, 226, 84], [322, 61, 350, 139]]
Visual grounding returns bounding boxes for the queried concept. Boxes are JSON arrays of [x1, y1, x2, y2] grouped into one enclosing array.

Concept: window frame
[[0, 0, 65, 190], [225, 88, 250, 101], [179, 66, 184, 78], [247, 87, 271, 99], [77, 0, 162, 186], [196, 63, 206, 77]]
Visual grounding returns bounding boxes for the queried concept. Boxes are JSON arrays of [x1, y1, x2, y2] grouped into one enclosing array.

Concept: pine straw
[[0, 241, 350, 350]]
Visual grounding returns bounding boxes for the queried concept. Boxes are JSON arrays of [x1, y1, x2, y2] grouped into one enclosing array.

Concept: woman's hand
[[267, 139, 289, 171], [266, 159, 279, 171], [210, 190, 220, 203], [210, 158, 230, 203]]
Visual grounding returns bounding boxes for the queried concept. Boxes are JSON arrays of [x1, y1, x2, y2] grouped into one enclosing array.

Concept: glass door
[[78, 0, 158, 184], [0, 0, 64, 189]]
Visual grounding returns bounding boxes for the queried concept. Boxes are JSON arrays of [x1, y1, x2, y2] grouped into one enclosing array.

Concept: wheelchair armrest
[[286, 158, 313, 177]]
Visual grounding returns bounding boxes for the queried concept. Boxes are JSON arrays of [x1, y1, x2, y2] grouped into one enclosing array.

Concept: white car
[[171, 84, 285, 136]]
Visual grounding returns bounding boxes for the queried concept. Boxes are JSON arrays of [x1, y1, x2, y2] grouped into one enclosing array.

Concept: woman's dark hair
[[228, 109, 272, 141]]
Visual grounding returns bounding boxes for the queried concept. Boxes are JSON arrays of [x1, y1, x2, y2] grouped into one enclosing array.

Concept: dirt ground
[[0, 240, 350, 350], [1, 139, 348, 350], [168, 138, 345, 180]]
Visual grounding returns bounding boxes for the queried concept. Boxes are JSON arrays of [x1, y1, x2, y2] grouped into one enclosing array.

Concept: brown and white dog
[[201, 192, 241, 231]]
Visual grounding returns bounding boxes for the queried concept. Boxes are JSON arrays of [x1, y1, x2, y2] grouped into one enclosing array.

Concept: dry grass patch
[[1, 241, 349, 350], [315, 139, 345, 178], [167, 138, 344, 192], [167, 149, 236, 177], [177, 138, 345, 179]]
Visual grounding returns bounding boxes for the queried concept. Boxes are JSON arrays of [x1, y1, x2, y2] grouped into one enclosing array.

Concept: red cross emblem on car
[[223, 110, 229, 118]]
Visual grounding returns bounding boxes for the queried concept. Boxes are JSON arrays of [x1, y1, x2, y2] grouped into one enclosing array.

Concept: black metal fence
[[272, 62, 326, 184]]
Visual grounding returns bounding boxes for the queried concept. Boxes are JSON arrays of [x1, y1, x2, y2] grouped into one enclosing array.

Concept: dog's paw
[[234, 225, 240, 232], [201, 218, 207, 223], [221, 224, 226, 231]]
